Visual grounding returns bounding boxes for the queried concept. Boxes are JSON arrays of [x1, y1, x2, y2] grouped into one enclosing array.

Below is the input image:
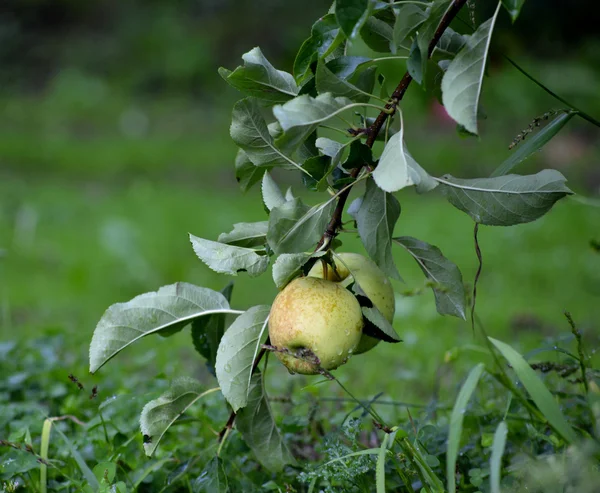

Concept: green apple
[[308, 252, 395, 354], [268, 276, 363, 375]]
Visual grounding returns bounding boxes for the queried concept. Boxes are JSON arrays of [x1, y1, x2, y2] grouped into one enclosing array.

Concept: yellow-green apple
[[268, 277, 363, 375], [308, 252, 395, 354]]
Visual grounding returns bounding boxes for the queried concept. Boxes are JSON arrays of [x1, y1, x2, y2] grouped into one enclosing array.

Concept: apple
[[268, 276, 363, 375], [308, 252, 395, 354]]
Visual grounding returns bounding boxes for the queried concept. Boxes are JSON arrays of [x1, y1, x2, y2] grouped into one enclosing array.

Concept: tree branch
[[317, 0, 469, 249]]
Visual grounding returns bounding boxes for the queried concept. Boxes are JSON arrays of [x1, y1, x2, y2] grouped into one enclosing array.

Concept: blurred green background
[[1, 0, 599, 405]]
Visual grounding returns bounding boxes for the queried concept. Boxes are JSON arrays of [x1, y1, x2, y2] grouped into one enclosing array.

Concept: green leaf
[[501, 0, 526, 22], [140, 378, 219, 456], [489, 338, 578, 443], [373, 123, 437, 193], [362, 306, 401, 342], [219, 47, 299, 104], [234, 149, 267, 192], [261, 172, 286, 211], [336, 0, 371, 39], [215, 305, 270, 412], [436, 169, 573, 226], [316, 59, 374, 103], [394, 236, 466, 319], [343, 140, 373, 170], [89, 283, 232, 373], [376, 431, 395, 493], [414, 0, 453, 83], [316, 137, 344, 158], [436, 27, 466, 57], [441, 4, 500, 134], [302, 155, 334, 191], [192, 282, 233, 376], [360, 16, 394, 53], [273, 93, 354, 132], [272, 253, 312, 289], [236, 372, 296, 472], [193, 457, 229, 493], [490, 111, 575, 177], [294, 14, 345, 85], [447, 363, 485, 493], [392, 5, 426, 52], [190, 235, 269, 277], [267, 198, 335, 255], [356, 178, 402, 280], [230, 98, 297, 169], [218, 222, 268, 248], [489, 421, 507, 493]]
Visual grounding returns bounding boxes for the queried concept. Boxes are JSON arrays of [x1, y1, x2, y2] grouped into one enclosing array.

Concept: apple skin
[[268, 277, 363, 375], [308, 252, 395, 354]]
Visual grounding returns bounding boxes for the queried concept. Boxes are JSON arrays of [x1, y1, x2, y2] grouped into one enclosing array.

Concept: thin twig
[[471, 222, 482, 332], [564, 311, 589, 394]]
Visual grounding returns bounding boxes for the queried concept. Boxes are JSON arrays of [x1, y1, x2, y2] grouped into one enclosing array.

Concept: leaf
[[436, 27, 466, 57], [490, 111, 575, 177], [140, 378, 219, 456], [392, 5, 426, 51], [218, 47, 299, 103], [230, 98, 296, 169], [325, 55, 372, 79], [501, 0, 526, 22], [436, 170, 572, 226], [336, 0, 371, 39], [215, 305, 270, 412], [362, 306, 401, 342], [356, 178, 402, 280], [489, 338, 578, 443], [394, 236, 466, 319], [414, 0, 453, 83], [360, 16, 394, 53], [89, 283, 231, 372], [272, 253, 312, 289], [347, 197, 363, 219], [190, 235, 269, 277], [218, 221, 268, 248], [343, 140, 373, 170], [261, 172, 286, 211], [236, 372, 296, 472], [302, 155, 334, 191], [193, 457, 229, 493], [376, 431, 395, 493], [234, 149, 267, 192], [316, 60, 375, 103], [294, 14, 345, 84], [447, 363, 485, 493], [267, 198, 335, 255], [441, 4, 500, 134], [316, 137, 344, 158], [489, 421, 507, 493], [273, 93, 354, 132], [373, 122, 438, 193], [191, 282, 234, 376]]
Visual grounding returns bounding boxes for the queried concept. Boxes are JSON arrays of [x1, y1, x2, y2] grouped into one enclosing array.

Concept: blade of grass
[[489, 337, 578, 443], [490, 111, 575, 177], [376, 430, 396, 493], [490, 421, 508, 493], [40, 419, 52, 493], [447, 363, 485, 493]]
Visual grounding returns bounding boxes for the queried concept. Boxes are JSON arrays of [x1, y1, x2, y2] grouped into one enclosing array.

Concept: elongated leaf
[[356, 178, 402, 280], [234, 149, 267, 192], [267, 198, 335, 255], [447, 363, 485, 493], [392, 5, 426, 51], [218, 222, 268, 248], [436, 170, 572, 226], [215, 305, 270, 412], [373, 125, 437, 193], [362, 306, 401, 342], [436, 27, 466, 57], [294, 14, 345, 84], [193, 457, 228, 493], [219, 47, 299, 103], [501, 0, 526, 22], [90, 283, 231, 372], [261, 172, 286, 211], [190, 235, 269, 277], [316, 137, 344, 158], [491, 111, 575, 177], [316, 60, 374, 103], [360, 16, 394, 53], [236, 372, 296, 472], [441, 4, 500, 134], [376, 431, 396, 493], [490, 421, 507, 493], [230, 98, 295, 169], [336, 0, 370, 39], [273, 93, 353, 132], [192, 283, 233, 376], [302, 155, 334, 191], [489, 338, 578, 443], [413, 0, 452, 83], [272, 253, 312, 289], [394, 236, 466, 319], [140, 378, 219, 456]]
